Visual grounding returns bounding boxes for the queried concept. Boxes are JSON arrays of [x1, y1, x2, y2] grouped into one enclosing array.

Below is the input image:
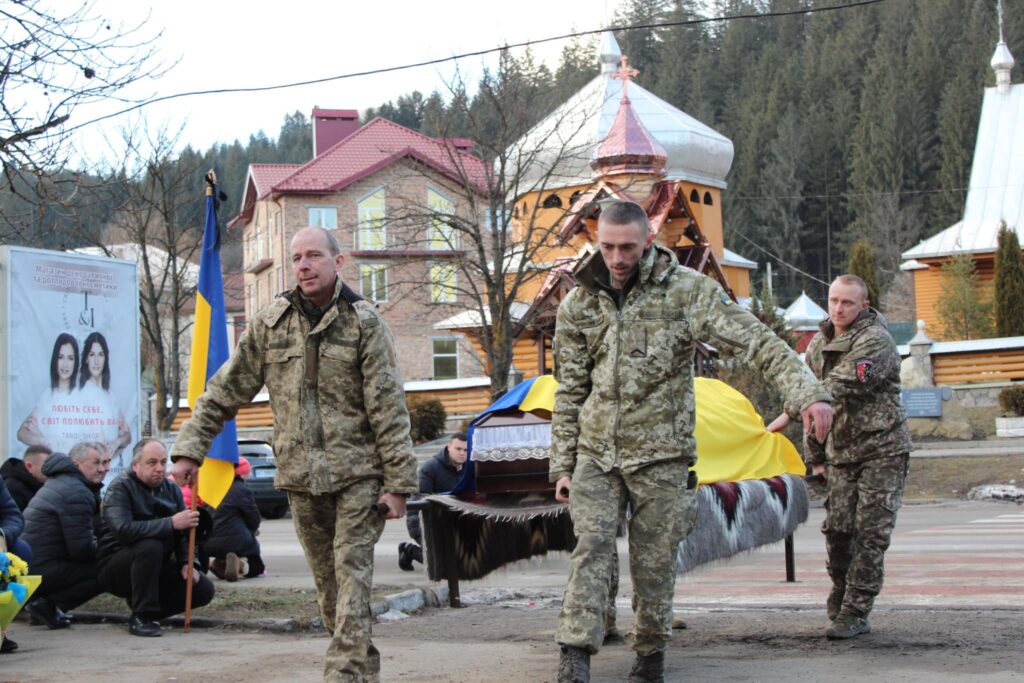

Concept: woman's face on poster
[[57, 343, 77, 383], [86, 341, 106, 380]]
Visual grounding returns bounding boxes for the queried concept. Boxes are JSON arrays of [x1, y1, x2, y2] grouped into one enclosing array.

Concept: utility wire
[[62, 0, 893, 136], [731, 228, 832, 286], [732, 182, 1024, 203]]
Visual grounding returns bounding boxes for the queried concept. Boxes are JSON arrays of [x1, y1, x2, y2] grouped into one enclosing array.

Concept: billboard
[[1, 247, 141, 479]]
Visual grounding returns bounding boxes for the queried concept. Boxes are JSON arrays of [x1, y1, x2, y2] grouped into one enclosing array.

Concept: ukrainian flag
[[188, 175, 238, 507]]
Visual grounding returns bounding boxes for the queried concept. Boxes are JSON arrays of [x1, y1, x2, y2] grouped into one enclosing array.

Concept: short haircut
[[131, 438, 165, 464], [79, 331, 111, 390], [23, 444, 52, 463], [450, 432, 468, 443], [299, 226, 342, 256], [49, 332, 80, 390], [69, 441, 107, 463], [834, 274, 869, 301], [598, 201, 651, 236]]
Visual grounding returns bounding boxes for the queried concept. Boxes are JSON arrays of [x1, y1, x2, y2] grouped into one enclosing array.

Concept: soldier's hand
[[766, 413, 790, 433], [802, 401, 834, 443], [171, 510, 200, 530], [811, 463, 827, 480], [555, 476, 572, 504], [171, 457, 199, 487], [376, 492, 406, 519]]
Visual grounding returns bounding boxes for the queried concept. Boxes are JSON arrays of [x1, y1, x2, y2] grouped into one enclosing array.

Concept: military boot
[[826, 611, 871, 640], [627, 650, 665, 683], [557, 645, 591, 683], [826, 584, 845, 621]]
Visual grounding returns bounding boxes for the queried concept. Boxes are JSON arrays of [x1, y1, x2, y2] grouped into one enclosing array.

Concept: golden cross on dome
[[611, 54, 639, 97]]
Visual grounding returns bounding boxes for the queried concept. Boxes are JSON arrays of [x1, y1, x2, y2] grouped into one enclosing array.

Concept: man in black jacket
[[2, 445, 52, 511], [399, 433, 468, 571], [97, 439, 214, 637], [206, 457, 265, 582], [23, 442, 109, 629]]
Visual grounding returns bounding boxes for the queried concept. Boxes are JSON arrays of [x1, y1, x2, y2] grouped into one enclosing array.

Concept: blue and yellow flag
[[188, 176, 238, 507]]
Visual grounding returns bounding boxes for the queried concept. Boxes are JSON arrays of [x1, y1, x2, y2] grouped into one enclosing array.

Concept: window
[[428, 188, 455, 250], [432, 338, 458, 380], [358, 189, 386, 249], [703, 191, 714, 206], [690, 189, 700, 203], [429, 264, 457, 303], [542, 194, 563, 209], [255, 227, 264, 259], [359, 264, 388, 302], [255, 279, 263, 313], [274, 265, 283, 291], [247, 284, 254, 316], [308, 206, 338, 229]]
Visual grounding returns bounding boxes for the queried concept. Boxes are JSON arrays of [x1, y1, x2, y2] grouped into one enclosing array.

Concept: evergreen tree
[[612, 0, 671, 86], [847, 239, 881, 309], [936, 251, 994, 340], [994, 223, 1024, 337]]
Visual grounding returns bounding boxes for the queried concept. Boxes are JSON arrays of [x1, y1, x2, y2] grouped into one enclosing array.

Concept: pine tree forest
[[2, 0, 1022, 311]]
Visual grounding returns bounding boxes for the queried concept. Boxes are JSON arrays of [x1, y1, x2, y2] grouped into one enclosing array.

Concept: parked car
[[238, 439, 290, 519]]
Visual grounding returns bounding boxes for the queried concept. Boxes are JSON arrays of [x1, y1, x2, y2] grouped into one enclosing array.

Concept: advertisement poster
[[5, 247, 140, 480]]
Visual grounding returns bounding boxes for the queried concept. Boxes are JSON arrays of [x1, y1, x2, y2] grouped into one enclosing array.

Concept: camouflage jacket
[[172, 277, 417, 496], [802, 308, 911, 465], [549, 244, 831, 482]]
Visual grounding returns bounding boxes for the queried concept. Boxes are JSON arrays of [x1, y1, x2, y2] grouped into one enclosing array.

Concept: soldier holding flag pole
[[172, 184, 417, 681]]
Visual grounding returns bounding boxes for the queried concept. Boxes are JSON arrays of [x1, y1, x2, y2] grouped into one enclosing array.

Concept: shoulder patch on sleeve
[[855, 358, 873, 383], [351, 300, 381, 328]]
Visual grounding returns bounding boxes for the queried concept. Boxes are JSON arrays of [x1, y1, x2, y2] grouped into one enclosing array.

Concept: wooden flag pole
[[184, 467, 199, 633]]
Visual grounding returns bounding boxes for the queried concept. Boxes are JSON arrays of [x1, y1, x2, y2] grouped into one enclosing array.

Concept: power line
[[731, 182, 1024, 203], [731, 228, 831, 286], [62, 0, 893, 136]]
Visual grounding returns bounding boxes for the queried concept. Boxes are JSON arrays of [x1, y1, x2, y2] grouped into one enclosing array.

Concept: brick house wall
[[240, 159, 485, 383]]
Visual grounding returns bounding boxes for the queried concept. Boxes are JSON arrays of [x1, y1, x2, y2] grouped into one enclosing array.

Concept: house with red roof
[[228, 108, 489, 386]]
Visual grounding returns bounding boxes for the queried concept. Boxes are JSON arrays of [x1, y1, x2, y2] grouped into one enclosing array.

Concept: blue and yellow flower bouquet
[[0, 552, 41, 638]]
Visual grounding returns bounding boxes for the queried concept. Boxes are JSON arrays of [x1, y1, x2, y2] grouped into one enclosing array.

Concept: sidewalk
[[911, 437, 1024, 457]]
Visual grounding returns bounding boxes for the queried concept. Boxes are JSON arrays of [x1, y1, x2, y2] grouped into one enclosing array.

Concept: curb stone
[[62, 585, 457, 633]]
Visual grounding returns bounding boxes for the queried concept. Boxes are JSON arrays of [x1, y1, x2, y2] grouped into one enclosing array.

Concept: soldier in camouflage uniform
[[551, 202, 834, 683], [172, 227, 417, 683], [769, 274, 911, 640]]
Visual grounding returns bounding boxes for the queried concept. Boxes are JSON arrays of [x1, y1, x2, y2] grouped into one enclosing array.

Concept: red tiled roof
[[271, 118, 487, 194], [251, 163, 302, 199], [229, 164, 303, 232]]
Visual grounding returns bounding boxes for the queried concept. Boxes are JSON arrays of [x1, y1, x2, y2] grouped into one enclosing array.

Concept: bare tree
[[375, 52, 599, 399], [1, 0, 166, 240], [87, 125, 205, 432]]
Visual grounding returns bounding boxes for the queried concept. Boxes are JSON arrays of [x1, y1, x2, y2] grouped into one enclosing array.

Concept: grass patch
[[905, 454, 1024, 499], [76, 582, 417, 622]]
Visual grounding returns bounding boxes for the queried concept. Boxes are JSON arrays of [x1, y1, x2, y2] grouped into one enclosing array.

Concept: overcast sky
[[72, 0, 627, 164]]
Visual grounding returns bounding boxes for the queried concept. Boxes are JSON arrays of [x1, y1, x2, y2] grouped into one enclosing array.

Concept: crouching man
[[97, 439, 214, 636], [22, 442, 109, 629]]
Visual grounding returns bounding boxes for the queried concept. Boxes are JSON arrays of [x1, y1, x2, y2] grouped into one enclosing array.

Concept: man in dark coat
[[2, 445, 52, 511], [22, 441, 109, 629], [0, 478, 32, 653], [399, 433, 468, 571], [206, 457, 264, 581], [97, 439, 214, 637]]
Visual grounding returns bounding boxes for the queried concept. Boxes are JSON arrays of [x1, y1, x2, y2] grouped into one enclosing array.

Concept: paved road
[[260, 499, 1024, 612], [5, 501, 1022, 682]]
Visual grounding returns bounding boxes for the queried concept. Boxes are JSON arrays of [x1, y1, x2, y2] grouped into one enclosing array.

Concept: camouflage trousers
[[289, 479, 384, 683], [823, 454, 909, 618], [557, 458, 690, 656]]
